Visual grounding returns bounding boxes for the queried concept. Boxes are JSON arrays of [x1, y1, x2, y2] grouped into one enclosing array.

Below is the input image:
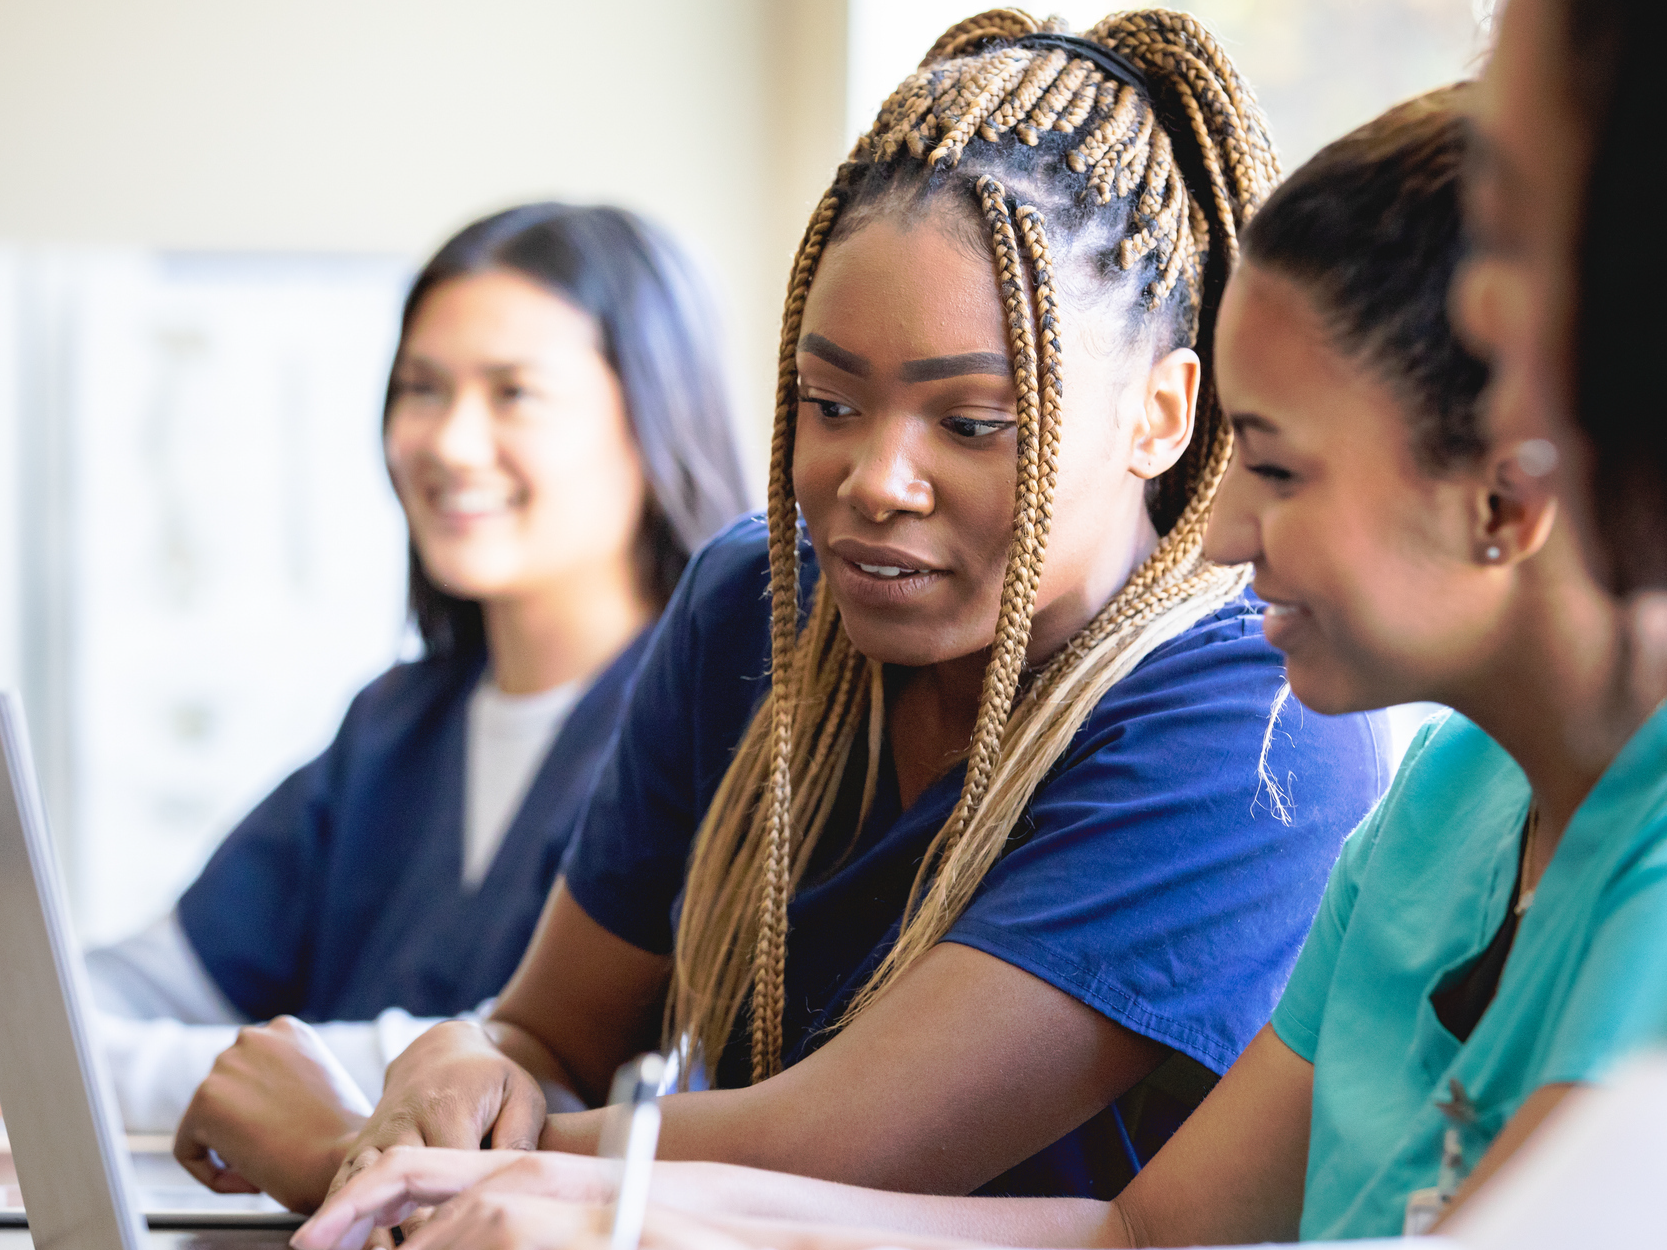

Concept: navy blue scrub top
[[177, 631, 651, 1024], [564, 517, 1390, 1199]]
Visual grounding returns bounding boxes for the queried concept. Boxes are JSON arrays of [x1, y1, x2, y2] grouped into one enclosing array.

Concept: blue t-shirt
[[564, 517, 1389, 1198], [1273, 705, 1667, 1240], [177, 632, 650, 1022]]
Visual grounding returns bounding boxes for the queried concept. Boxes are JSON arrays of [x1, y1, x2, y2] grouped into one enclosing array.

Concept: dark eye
[[943, 414, 1014, 439], [392, 376, 441, 401], [804, 397, 856, 421], [1248, 463, 1294, 484]]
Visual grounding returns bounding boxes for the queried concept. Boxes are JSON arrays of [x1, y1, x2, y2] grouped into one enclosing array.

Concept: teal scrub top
[[1272, 704, 1667, 1240]]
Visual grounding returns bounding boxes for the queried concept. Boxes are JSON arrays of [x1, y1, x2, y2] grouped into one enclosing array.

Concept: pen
[[601, 1053, 667, 1250]]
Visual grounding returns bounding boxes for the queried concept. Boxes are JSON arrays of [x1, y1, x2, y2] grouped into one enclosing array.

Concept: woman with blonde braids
[[299, 78, 1667, 1250], [194, 9, 1387, 1217]]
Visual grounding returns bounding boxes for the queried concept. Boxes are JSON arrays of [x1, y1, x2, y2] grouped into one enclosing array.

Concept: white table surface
[[1, 1133, 285, 1214]]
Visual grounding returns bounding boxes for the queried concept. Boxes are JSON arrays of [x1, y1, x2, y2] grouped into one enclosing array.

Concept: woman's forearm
[[534, 1081, 1129, 1248], [645, 1161, 1125, 1250]]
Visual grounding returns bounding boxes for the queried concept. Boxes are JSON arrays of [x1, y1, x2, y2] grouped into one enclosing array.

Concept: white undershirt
[[82, 671, 581, 1132], [463, 674, 583, 888], [86, 912, 467, 1131]]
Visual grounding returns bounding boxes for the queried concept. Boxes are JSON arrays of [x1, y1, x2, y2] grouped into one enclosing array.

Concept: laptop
[[0, 690, 302, 1248]]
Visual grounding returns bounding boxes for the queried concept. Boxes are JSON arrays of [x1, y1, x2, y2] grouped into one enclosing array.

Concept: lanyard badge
[[1404, 1079, 1480, 1235]]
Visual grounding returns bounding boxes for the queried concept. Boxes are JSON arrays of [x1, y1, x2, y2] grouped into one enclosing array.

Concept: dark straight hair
[[388, 203, 752, 655], [1562, 0, 1667, 593], [1242, 85, 1488, 475]]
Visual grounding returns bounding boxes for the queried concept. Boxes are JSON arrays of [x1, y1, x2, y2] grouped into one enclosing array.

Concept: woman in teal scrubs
[[291, 73, 1667, 1250]]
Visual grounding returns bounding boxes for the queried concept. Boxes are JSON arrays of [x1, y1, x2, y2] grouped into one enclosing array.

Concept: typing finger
[[402, 1193, 601, 1250], [295, 1148, 516, 1250], [485, 1081, 547, 1154], [204, 1151, 263, 1196], [173, 1112, 256, 1195]]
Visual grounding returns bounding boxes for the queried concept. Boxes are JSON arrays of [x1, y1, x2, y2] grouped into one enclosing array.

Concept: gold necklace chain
[[1515, 801, 1541, 917]]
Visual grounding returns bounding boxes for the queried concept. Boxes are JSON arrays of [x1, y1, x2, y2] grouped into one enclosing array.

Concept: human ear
[[1473, 440, 1561, 565], [1129, 347, 1200, 481]]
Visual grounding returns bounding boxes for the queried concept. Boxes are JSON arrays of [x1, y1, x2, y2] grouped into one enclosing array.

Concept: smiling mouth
[[1259, 600, 1315, 646], [853, 561, 930, 580], [432, 486, 517, 516]]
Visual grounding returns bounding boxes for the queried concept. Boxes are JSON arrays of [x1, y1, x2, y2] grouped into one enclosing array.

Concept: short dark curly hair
[[1242, 85, 1489, 475]]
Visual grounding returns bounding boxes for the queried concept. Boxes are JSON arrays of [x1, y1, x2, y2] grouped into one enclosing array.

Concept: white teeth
[[439, 488, 513, 514], [856, 562, 922, 579]]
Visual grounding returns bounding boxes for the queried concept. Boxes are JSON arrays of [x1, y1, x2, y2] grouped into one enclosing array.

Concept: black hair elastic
[[1014, 32, 1148, 96]]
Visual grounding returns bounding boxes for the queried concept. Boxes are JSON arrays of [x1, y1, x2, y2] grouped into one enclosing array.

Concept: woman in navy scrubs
[[87, 203, 750, 1130], [297, 57, 1667, 1249], [176, 12, 1387, 1212]]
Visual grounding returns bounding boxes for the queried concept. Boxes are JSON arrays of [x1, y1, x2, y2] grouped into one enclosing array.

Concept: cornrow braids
[[668, 9, 1279, 1087]]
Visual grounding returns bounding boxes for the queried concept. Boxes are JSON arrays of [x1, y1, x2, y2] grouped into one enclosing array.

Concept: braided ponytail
[[669, 9, 1280, 1085]]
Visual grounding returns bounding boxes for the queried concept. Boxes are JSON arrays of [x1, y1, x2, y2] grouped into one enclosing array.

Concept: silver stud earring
[[1485, 545, 1502, 562]]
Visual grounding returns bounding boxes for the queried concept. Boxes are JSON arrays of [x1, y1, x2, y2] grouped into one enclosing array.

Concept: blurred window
[[5, 251, 410, 942]]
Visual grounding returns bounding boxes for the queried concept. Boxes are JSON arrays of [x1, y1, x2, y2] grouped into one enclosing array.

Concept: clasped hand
[[173, 1015, 374, 1213], [173, 1016, 549, 1214], [322, 1019, 551, 1203]]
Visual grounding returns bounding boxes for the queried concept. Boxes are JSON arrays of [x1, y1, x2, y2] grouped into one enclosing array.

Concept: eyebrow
[[798, 333, 1011, 385], [798, 333, 871, 378], [1229, 413, 1281, 436], [897, 351, 1011, 383], [394, 354, 541, 377]]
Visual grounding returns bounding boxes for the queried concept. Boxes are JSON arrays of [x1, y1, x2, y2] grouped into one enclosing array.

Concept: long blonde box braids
[[669, 9, 1279, 1086]]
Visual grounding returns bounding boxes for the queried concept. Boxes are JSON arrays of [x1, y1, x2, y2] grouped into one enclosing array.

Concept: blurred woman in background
[[87, 201, 751, 1134]]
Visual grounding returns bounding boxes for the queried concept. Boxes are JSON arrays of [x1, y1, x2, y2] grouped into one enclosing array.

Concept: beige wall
[[0, 0, 853, 460], [0, 0, 1486, 470], [0, 2, 1475, 928], [0, 0, 858, 930], [0, 0, 855, 702]]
